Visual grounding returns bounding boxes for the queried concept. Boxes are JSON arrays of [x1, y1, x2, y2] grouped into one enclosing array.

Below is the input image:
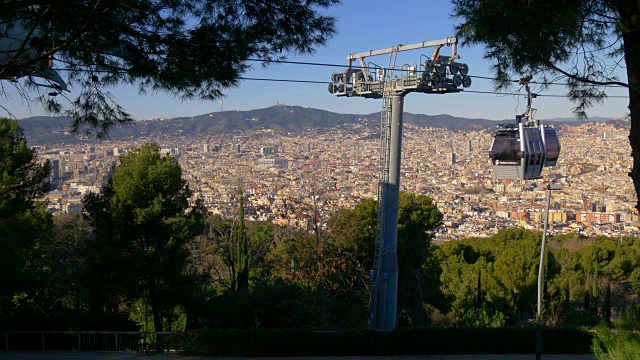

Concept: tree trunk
[[592, 266, 599, 315], [584, 271, 591, 311], [151, 302, 164, 352], [150, 277, 163, 332], [615, 1, 640, 211], [236, 189, 249, 291], [605, 281, 611, 324], [476, 269, 482, 309], [152, 304, 162, 332], [413, 269, 425, 326]]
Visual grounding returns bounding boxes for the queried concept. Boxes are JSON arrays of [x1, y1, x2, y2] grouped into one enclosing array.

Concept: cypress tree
[[476, 269, 482, 309], [605, 281, 611, 324], [236, 188, 249, 290], [592, 265, 599, 315]]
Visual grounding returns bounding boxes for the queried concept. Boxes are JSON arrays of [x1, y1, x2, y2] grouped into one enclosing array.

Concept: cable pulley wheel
[[453, 74, 463, 87], [462, 76, 472, 88], [421, 71, 431, 85], [424, 59, 435, 72]]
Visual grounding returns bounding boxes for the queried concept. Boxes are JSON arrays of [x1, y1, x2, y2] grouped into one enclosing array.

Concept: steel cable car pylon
[[371, 47, 400, 332], [371, 89, 391, 306], [329, 37, 471, 331]]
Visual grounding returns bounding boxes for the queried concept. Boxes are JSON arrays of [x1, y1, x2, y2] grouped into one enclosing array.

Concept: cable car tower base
[[329, 37, 472, 331]]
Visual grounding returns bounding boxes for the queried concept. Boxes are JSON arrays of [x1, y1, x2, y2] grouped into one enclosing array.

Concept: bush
[[592, 324, 640, 359], [563, 310, 601, 328], [592, 303, 640, 359], [196, 281, 327, 329], [180, 327, 592, 356]]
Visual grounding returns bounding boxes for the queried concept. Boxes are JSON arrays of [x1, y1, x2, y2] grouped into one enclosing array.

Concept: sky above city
[[2, 0, 631, 121]]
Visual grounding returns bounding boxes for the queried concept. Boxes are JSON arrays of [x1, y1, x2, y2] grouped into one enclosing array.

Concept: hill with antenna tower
[[17, 105, 623, 145]]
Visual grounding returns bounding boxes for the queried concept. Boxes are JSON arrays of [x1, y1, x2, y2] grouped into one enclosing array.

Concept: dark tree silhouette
[[0, 118, 51, 327], [0, 0, 339, 137], [83, 143, 206, 331]]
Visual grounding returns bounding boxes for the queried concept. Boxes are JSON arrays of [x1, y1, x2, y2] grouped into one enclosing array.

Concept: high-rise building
[[258, 157, 288, 169], [160, 148, 179, 156], [593, 203, 607, 213], [203, 143, 210, 153], [261, 147, 273, 155], [235, 144, 241, 153], [304, 142, 311, 152], [50, 159, 60, 181], [468, 139, 473, 152], [451, 152, 456, 165]]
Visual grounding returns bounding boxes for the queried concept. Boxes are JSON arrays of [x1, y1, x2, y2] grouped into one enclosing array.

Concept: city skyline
[[36, 116, 638, 241], [1, 1, 631, 123]]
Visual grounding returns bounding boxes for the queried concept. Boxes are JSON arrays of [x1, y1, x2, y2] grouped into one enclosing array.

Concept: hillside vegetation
[[18, 105, 622, 144]]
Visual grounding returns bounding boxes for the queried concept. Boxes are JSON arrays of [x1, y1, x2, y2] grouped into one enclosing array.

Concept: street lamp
[[537, 183, 563, 360]]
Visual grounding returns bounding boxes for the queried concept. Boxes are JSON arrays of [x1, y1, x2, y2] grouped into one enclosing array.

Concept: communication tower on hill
[[329, 37, 472, 331]]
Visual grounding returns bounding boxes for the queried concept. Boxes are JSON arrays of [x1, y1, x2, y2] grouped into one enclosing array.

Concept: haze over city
[[3, 1, 640, 357], [14, 0, 635, 247], [2, 1, 630, 123], [28, 105, 636, 241]]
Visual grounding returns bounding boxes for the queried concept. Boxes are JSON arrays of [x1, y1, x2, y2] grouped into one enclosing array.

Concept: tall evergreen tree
[[326, 192, 443, 326], [235, 188, 249, 291], [0, 118, 50, 216], [83, 143, 206, 332], [0, 117, 51, 327]]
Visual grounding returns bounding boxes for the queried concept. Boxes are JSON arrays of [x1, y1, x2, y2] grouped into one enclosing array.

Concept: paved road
[[0, 353, 595, 360]]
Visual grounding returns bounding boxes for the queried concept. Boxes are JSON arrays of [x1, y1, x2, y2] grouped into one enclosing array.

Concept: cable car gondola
[[541, 125, 560, 166], [489, 122, 547, 180], [488, 80, 561, 180]]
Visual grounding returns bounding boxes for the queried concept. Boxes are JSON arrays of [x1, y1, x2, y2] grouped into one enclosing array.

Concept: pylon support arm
[[346, 37, 459, 62]]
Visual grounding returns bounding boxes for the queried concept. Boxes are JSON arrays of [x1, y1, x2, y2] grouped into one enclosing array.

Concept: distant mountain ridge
[[17, 105, 625, 145]]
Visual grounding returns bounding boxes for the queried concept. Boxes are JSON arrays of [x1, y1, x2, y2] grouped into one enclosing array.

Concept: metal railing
[[1, 331, 179, 352]]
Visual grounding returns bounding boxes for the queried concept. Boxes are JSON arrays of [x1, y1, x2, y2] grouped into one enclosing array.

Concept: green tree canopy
[[325, 192, 442, 326], [0, 117, 52, 327], [452, 1, 640, 210], [83, 142, 206, 332], [0, 118, 50, 217], [1, 0, 339, 137]]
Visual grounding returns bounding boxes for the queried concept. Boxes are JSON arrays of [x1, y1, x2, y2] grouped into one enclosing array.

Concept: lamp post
[[536, 183, 563, 360]]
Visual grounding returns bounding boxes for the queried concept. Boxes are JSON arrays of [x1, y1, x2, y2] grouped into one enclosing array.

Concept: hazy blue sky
[[2, 0, 630, 121]]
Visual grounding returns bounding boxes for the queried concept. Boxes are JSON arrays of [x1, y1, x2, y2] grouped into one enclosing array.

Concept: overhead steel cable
[[238, 77, 630, 99], [51, 59, 628, 89], [246, 58, 628, 88], [239, 77, 327, 84]]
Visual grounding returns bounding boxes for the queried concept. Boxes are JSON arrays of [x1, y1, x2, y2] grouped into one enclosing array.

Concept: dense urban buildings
[[33, 110, 637, 240]]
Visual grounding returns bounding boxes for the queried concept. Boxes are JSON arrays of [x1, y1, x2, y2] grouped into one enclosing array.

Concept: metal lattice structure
[[372, 48, 398, 303], [329, 37, 471, 331]]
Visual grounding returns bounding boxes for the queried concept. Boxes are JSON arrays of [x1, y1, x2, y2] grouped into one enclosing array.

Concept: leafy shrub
[[592, 303, 640, 359], [563, 310, 602, 328], [181, 327, 592, 356], [462, 307, 507, 327], [196, 281, 326, 329]]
